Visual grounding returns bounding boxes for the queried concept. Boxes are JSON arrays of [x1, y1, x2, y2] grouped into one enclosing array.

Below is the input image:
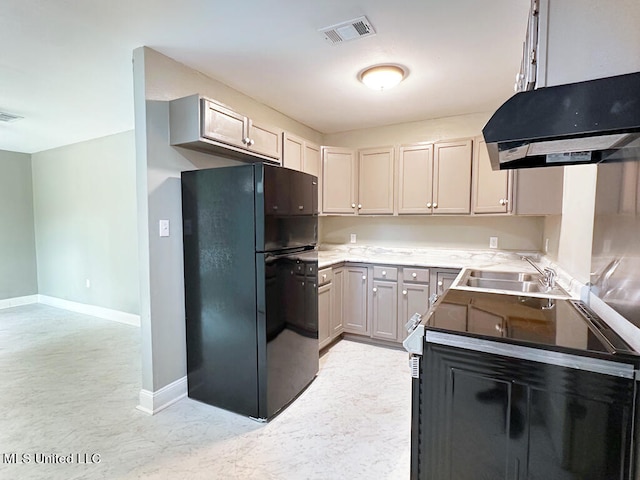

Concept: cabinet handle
[[351, 203, 356, 208], [433, 203, 438, 208], [426, 202, 432, 208], [322, 274, 327, 280], [373, 287, 378, 293], [248, 138, 255, 146], [243, 137, 250, 145], [499, 199, 506, 205], [298, 205, 304, 210], [438, 281, 443, 286], [382, 270, 387, 276], [402, 290, 407, 295], [358, 204, 362, 209], [412, 272, 417, 278], [362, 275, 366, 280]]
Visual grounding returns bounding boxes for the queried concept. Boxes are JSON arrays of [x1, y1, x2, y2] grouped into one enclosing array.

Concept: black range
[[425, 288, 638, 360], [409, 288, 640, 480]]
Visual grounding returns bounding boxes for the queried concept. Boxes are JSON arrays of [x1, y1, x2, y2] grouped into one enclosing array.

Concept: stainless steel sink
[[465, 277, 544, 292], [460, 269, 568, 296], [468, 270, 539, 282]]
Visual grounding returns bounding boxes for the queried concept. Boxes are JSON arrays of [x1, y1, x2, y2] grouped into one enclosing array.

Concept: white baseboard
[[0, 295, 39, 310], [37, 295, 141, 327], [137, 376, 188, 415]]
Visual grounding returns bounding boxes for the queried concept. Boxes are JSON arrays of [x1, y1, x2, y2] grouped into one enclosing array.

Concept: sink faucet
[[522, 256, 557, 290]]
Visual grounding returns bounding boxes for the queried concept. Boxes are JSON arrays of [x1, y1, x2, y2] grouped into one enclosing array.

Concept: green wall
[[0, 150, 38, 300]]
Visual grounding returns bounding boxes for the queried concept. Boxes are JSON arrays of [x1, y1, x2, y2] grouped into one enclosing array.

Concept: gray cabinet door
[[331, 267, 344, 337], [343, 266, 368, 335], [473, 137, 512, 214], [398, 282, 429, 341], [318, 283, 332, 349], [371, 280, 398, 341], [431, 269, 461, 302], [321, 147, 357, 214]]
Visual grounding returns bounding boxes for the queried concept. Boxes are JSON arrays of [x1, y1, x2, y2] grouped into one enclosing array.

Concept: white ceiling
[[1, 0, 530, 154]]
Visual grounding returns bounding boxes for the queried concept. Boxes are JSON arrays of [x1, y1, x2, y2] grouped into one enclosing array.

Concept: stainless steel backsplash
[[591, 160, 640, 327]]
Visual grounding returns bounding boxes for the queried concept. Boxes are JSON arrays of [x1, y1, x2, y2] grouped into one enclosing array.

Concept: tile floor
[[0, 304, 411, 479]]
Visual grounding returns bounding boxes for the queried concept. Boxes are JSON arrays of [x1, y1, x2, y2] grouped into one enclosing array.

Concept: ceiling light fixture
[[359, 64, 407, 91]]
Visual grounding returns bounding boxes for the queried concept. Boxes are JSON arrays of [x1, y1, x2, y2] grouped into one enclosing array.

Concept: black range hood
[[483, 71, 640, 170]]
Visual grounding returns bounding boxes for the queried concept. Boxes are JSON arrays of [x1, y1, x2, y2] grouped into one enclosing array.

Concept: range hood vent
[[483, 72, 640, 170], [319, 16, 376, 45]]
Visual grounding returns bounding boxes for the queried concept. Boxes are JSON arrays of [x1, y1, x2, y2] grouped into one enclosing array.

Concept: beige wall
[[321, 215, 544, 251], [322, 112, 491, 148]]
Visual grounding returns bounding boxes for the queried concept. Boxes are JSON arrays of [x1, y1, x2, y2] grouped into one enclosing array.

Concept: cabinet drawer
[[318, 267, 333, 286], [373, 266, 398, 281], [402, 267, 429, 283]]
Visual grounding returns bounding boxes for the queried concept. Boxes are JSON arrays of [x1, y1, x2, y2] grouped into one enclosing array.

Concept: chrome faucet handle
[[542, 267, 557, 289]]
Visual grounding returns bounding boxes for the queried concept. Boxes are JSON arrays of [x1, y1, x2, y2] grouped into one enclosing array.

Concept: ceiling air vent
[[319, 16, 376, 45], [0, 111, 23, 123]]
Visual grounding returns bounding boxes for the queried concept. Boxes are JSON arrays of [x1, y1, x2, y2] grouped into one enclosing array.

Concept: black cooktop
[[427, 289, 637, 359]]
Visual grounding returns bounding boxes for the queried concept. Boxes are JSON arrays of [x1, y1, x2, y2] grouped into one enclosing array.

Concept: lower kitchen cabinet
[[318, 267, 342, 350], [431, 268, 460, 302], [321, 264, 457, 345], [342, 265, 369, 335], [398, 267, 430, 342], [318, 282, 332, 349], [331, 267, 344, 338], [371, 280, 398, 341], [414, 342, 636, 480]]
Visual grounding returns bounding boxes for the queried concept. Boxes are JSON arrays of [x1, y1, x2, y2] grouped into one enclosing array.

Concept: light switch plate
[[159, 219, 170, 237], [489, 236, 498, 249]]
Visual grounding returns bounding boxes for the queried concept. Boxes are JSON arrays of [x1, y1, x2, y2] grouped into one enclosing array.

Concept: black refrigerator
[[181, 163, 319, 421]]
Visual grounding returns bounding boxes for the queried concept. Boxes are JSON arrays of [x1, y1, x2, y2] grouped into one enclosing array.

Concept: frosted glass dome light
[[360, 65, 407, 91]]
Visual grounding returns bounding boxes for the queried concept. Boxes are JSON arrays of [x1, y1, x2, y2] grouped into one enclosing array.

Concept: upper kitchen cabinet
[[303, 142, 321, 178], [283, 132, 304, 171], [432, 139, 472, 214], [514, 166, 563, 215], [398, 143, 433, 214], [358, 147, 395, 215], [473, 137, 563, 215], [321, 146, 358, 214], [169, 94, 282, 163], [321, 146, 394, 215], [282, 133, 321, 178], [472, 137, 512, 214], [398, 140, 472, 215], [516, 0, 640, 91]]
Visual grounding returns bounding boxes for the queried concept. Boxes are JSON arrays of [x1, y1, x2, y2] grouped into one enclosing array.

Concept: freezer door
[[256, 164, 318, 251]]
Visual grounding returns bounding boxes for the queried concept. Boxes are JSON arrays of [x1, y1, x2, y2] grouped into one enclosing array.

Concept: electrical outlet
[[489, 236, 498, 249], [350, 233, 357, 244]]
